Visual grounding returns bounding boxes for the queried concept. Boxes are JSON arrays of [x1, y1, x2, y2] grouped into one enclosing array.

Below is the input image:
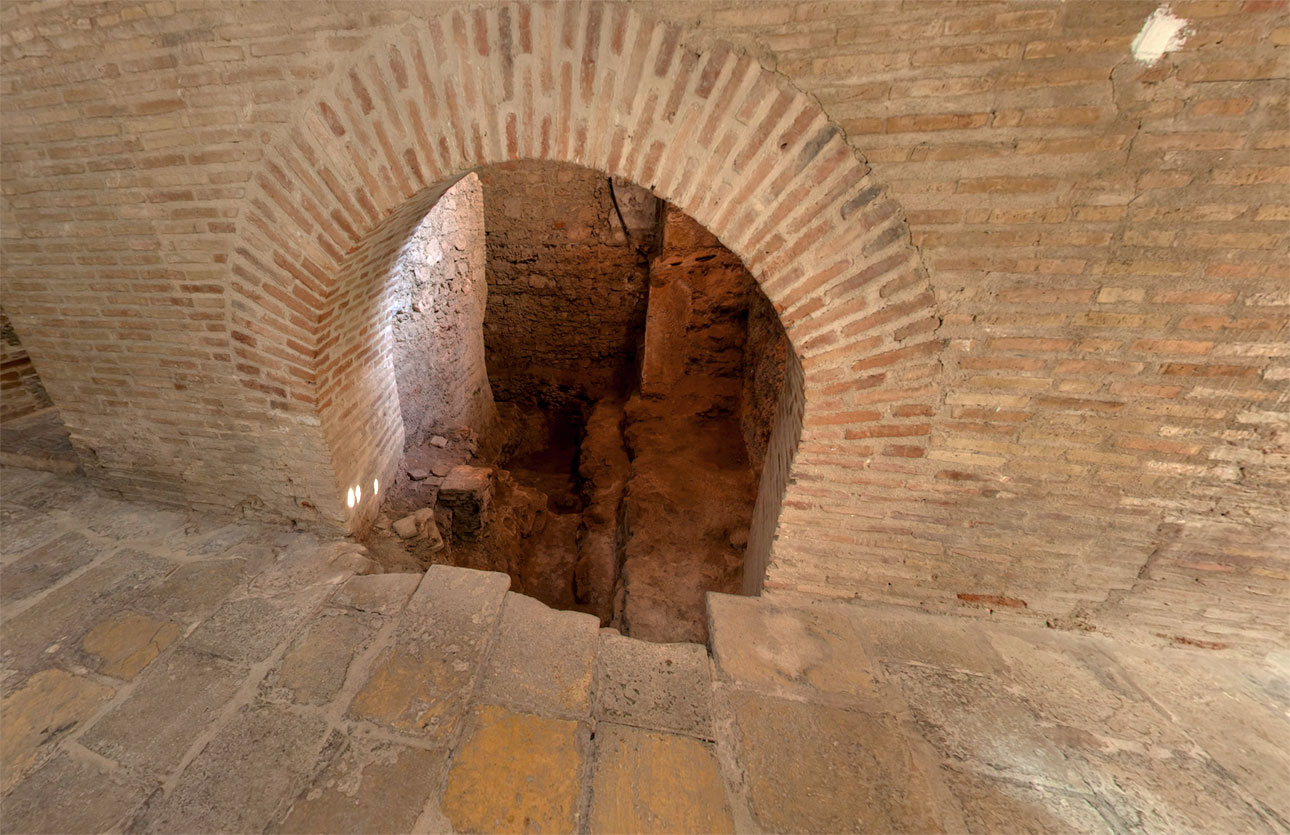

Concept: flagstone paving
[[0, 466, 1286, 833]]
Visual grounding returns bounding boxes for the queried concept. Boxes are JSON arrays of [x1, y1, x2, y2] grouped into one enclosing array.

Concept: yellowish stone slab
[[81, 611, 183, 680], [348, 648, 469, 741], [347, 565, 507, 741], [440, 705, 585, 834], [590, 723, 734, 834], [0, 669, 115, 793]]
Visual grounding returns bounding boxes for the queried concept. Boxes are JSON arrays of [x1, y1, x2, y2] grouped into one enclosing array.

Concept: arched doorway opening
[[227, 3, 936, 624], [354, 160, 790, 642]]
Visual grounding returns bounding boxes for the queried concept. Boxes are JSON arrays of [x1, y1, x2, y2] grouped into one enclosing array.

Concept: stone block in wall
[[438, 466, 494, 543], [640, 273, 692, 397]]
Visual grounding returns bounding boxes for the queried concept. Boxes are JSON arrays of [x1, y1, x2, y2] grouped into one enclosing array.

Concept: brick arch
[[231, 3, 942, 590]]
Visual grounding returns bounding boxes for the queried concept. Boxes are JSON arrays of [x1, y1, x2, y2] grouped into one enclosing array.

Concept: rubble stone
[[437, 466, 493, 542]]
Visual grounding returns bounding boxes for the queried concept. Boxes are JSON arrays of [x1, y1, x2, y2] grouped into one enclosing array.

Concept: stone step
[[347, 564, 509, 743], [594, 628, 715, 741], [388, 566, 737, 834], [478, 591, 600, 718]]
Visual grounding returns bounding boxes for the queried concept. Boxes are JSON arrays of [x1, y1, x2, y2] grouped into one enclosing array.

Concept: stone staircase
[[3, 465, 1285, 834], [1, 519, 743, 834]]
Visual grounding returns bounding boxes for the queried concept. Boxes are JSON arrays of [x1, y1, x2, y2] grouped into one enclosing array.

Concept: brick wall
[[1, 1, 1285, 651], [0, 308, 53, 422], [659, 0, 1290, 650], [477, 161, 658, 408]]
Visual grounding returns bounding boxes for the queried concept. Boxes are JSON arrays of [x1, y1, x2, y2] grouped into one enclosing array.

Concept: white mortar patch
[[1131, 7, 1190, 63]]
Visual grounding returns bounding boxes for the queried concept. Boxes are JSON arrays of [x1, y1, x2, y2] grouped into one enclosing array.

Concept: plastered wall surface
[[1, 1, 1285, 651], [389, 172, 495, 448]]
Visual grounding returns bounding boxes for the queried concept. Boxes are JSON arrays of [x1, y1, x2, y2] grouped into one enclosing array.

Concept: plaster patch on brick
[[1131, 8, 1190, 64]]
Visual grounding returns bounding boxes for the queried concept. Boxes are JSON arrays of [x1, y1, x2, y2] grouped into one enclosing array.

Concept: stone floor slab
[[987, 628, 1192, 749], [938, 767, 1114, 835], [708, 592, 880, 701], [331, 572, 421, 616], [2, 471, 89, 513], [0, 550, 171, 688], [0, 508, 61, 562], [0, 752, 152, 834], [0, 669, 115, 793], [478, 592, 599, 717], [79, 610, 182, 681], [594, 630, 714, 739], [440, 704, 587, 835], [848, 603, 1005, 675], [0, 530, 103, 604], [244, 538, 374, 598], [348, 566, 507, 741], [728, 688, 955, 833], [1074, 744, 1279, 834], [76, 496, 187, 545], [131, 558, 246, 623], [136, 703, 329, 834], [265, 609, 381, 706], [275, 739, 446, 834], [81, 648, 245, 778], [0, 467, 56, 504], [589, 722, 733, 834], [1110, 645, 1290, 826], [182, 592, 319, 665], [886, 663, 1087, 790]]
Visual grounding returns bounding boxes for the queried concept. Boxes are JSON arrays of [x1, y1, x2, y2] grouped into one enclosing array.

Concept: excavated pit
[[363, 163, 787, 643]]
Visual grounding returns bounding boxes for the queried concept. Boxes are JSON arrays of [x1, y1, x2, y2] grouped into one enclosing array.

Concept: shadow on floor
[[0, 409, 78, 473]]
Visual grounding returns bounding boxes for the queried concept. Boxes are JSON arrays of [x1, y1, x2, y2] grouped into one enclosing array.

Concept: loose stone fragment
[[393, 515, 420, 539], [437, 466, 493, 542]]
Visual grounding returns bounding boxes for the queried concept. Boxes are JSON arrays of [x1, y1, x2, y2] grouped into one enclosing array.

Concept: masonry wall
[[0, 309, 52, 422], [390, 173, 495, 448], [743, 288, 788, 476], [0, 1, 1285, 652], [478, 161, 659, 408]]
